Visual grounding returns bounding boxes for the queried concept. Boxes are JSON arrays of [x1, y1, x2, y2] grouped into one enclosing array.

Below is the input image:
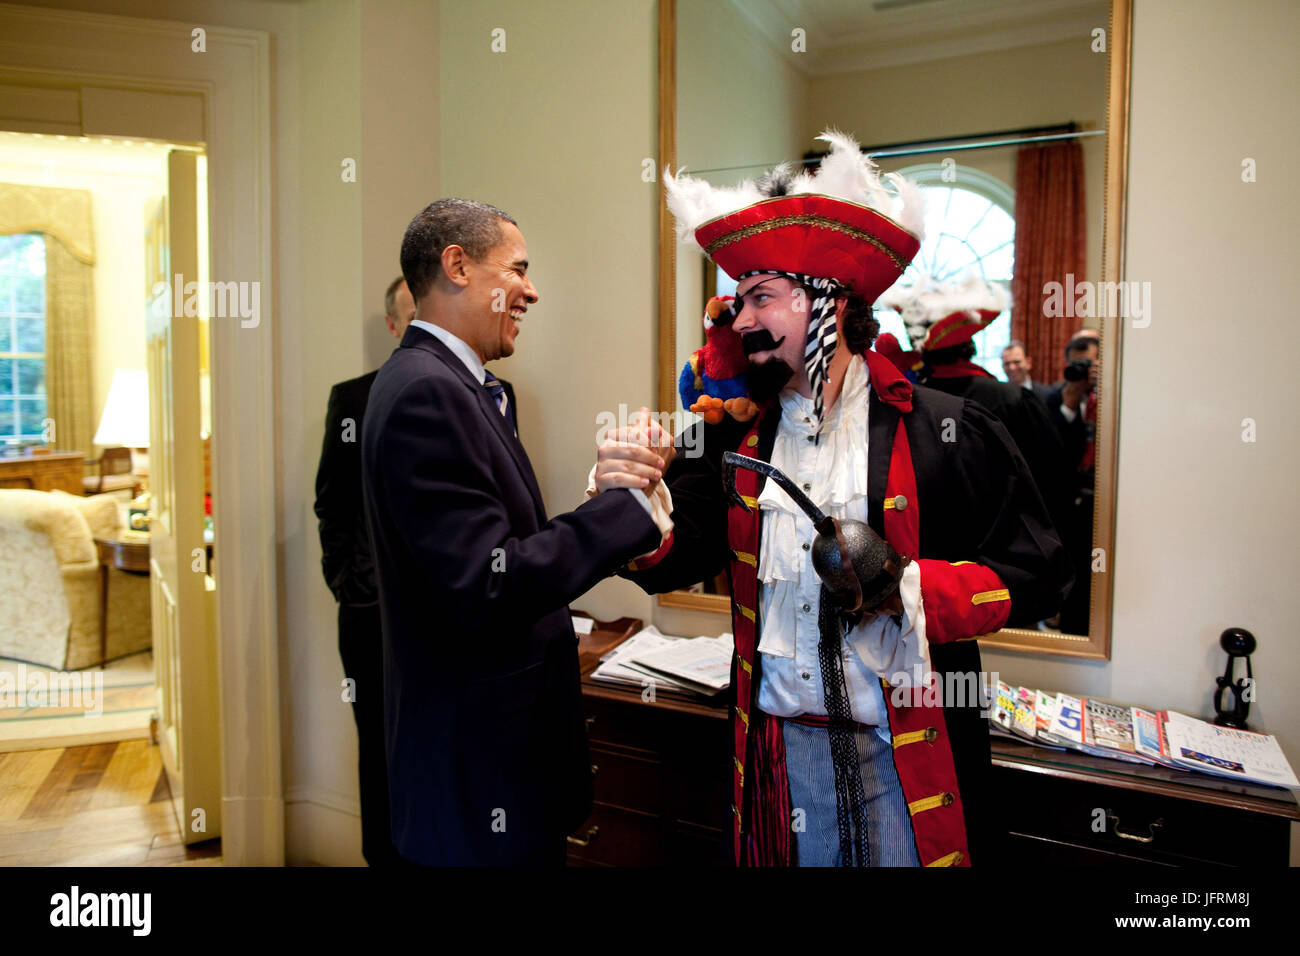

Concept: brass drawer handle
[[590, 763, 599, 776], [1106, 811, 1164, 843], [585, 715, 596, 730], [566, 825, 599, 847]]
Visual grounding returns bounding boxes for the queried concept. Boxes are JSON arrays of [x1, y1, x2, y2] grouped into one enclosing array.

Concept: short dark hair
[[400, 198, 518, 301], [1003, 340, 1026, 355], [1065, 332, 1099, 359], [383, 275, 405, 318], [923, 342, 977, 365]]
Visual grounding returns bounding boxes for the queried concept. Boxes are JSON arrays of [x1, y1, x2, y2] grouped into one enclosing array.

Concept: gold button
[[746, 434, 758, 447], [925, 727, 938, 742], [893, 494, 908, 511], [942, 792, 954, 807]]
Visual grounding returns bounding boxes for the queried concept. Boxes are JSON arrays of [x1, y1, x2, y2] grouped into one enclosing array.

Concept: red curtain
[[1010, 141, 1086, 384]]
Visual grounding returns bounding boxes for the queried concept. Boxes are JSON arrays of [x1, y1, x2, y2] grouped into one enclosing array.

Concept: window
[[0, 233, 47, 444], [875, 164, 1016, 377]]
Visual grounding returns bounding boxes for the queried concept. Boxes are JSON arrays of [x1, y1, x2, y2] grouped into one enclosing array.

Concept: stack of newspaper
[[986, 681, 1299, 788], [590, 626, 732, 697]]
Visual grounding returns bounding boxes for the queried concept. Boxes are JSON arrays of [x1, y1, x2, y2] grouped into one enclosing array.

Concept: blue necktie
[[483, 371, 516, 437]]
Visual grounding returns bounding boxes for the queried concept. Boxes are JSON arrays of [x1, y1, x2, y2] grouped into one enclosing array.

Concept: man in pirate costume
[[877, 276, 1072, 557], [593, 131, 1070, 867]]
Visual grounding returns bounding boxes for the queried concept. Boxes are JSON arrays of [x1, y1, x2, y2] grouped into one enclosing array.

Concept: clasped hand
[[594, 406, 676, 494]]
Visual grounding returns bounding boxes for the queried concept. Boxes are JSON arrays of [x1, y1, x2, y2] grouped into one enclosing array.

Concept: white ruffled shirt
[[753, 355, 930, 743], [587, 356, 932, 740]]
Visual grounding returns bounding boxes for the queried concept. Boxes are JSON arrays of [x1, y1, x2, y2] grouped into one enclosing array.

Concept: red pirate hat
[[666, 129, 926, 304], [921, 307, 1003, 350], [877, 275, 1010, 352], [694, 194, 921, 303]]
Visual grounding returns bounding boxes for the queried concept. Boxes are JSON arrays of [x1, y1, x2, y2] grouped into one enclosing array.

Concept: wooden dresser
[[0, 450, 85, 493], [989, 736, 1299, 866], [565, 619, 1299, 866], [567, 615, 732, 867]]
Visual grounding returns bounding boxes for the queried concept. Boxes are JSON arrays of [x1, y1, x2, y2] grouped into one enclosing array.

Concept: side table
[[94, 535, 151, 666]]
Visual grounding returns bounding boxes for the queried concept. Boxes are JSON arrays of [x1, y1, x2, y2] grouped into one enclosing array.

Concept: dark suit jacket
[[1026, 380, 1052, 405], [923, 373, 1072, 548], [1045, 381, 1089, 480], [315, 367, 516, 607], [360, 324, 660, 866]]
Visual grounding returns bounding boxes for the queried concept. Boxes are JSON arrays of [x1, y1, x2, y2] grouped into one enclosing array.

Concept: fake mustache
[[742, 329, 786, 355]]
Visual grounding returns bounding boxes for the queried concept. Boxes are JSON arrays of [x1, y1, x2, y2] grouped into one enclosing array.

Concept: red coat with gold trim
[[623, 354, 1071, 866]]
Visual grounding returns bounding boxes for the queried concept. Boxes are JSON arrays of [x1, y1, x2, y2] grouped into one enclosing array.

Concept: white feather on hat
[[877, 273, 1011, 351], [664, 128, 926, 254]]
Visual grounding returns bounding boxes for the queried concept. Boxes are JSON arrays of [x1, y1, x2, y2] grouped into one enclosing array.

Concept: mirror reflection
[[669, 0, 1110, 639]]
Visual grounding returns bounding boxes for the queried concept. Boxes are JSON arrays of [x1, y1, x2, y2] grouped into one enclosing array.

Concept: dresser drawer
[[566, 804, 663, 867], [585, 696, 671, 753], [992, 767, 1290, 866], [590, 743, 664, 814]]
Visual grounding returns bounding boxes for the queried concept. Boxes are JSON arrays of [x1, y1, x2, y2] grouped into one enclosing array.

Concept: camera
[[1064, 357, 1093, 382]]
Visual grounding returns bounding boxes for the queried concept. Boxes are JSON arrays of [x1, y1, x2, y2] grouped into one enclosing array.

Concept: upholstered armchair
[[0, 489, 151, 670]]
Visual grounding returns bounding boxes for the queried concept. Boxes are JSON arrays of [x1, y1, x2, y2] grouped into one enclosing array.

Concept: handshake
[[594, 406, 676, 496]]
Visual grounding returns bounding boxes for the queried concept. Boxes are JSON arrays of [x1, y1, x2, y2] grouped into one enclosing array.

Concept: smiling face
[[463, 220, 538, 362], [1001, 344, 1029, 385], [731, 274, 810, 380]]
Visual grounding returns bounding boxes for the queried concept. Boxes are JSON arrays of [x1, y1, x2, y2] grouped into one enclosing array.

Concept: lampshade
[[94, 368, 150, 447]]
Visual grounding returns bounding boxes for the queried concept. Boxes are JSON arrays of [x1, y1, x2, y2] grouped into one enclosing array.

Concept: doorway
[[0, 3, 282, 865]]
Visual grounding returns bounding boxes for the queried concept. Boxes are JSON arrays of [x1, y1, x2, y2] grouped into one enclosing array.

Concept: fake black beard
[[746, 356, 796, 403]]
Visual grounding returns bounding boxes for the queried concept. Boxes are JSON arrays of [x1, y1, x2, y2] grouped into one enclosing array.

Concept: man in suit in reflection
[[361, 198, 670, 866], [1001, 340, 1052, 404], [1045, 328, 1100, 635], [880, 280, 1072, 557]]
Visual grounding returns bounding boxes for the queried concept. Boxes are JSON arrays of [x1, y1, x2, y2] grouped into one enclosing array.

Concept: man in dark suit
[[922, 340, 1071, 552], [313, 276, 414, 867], [1044, 329, 1100, 635], [316, 276, 521, 867], [361, 198, 669, 866]]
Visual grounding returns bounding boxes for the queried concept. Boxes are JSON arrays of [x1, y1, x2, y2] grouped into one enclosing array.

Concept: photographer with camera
[[1046, 328, 1099, 634]]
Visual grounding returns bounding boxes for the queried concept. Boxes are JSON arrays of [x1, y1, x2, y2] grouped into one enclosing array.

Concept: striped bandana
[[737, 270, 844, 441]]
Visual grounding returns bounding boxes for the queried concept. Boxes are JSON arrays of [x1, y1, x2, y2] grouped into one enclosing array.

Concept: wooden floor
[[0, 739, 221, 866]]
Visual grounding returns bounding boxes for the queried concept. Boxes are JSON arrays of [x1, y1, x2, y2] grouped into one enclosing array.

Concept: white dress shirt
[[753, 355, 929, 744], [410, 319, 485, 384]]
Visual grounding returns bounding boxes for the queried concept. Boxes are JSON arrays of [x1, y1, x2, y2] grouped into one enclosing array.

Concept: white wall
[[439, 0, 659, 624]]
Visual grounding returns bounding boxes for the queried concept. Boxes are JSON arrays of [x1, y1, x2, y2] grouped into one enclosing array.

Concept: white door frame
[[0, 2, 282, 864]]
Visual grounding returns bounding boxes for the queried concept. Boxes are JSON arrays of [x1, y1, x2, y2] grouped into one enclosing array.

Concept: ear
[[440, 244, 471, 288], [832, 293, 848, 331]]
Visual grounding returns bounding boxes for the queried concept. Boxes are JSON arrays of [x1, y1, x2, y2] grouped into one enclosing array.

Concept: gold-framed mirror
[[655, 0, 1131, 660]]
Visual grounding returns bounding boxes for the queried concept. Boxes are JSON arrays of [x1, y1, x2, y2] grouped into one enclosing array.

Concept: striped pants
[[782, 720, 920, 867]]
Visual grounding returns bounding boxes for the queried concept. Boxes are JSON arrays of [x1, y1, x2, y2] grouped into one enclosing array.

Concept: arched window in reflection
[[875, 163, 1015, 378]]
